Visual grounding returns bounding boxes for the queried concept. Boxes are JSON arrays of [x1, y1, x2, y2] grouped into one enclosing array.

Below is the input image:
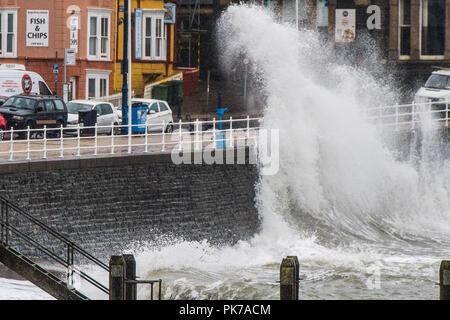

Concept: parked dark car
[[0, 96, 7, 106], [0, 113, 5, 141], [0, 95, 68, 138]]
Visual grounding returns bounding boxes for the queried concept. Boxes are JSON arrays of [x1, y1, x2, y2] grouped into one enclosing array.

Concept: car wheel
[[51, 121, 64, 138], [19, 122, 34, 140], [111, 123, 120, 136], [165, 123, 174, 133]]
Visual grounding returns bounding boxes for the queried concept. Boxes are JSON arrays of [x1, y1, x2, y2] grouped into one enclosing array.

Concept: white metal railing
[[0, 117, 262, 162], [364, 100, 450, 131], [0, 101, 447, 163]]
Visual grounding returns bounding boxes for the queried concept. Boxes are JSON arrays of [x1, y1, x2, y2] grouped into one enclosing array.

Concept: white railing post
[[412, 101, 415, 130], [59, 124, 64, 158], [110, 123, 115, 155], [128, 123, 132, 154], [77, 125, 81, 157], [378, 106, 382, 128], [395, 103, 399, 132], [195, 119, 200, 150], [178, 119, 182, 151], [145, 122, 149, 153], [161, 122, 166, 152], [43, 125, 47, 159], [213, 117, 216, 149], [26, 126, 30, 160], [94, 123, 98, 156], [246, 115, 250, 144], [229, 117, 233, 148], [9, 127, 14, 161], [445, 101, 449, 127]]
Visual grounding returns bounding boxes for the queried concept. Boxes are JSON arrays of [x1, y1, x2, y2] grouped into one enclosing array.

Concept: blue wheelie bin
[[122, 104, 149, 134]]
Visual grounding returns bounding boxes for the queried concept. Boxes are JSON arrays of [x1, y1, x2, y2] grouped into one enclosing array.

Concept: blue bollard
[[216, 108, 229, 149]]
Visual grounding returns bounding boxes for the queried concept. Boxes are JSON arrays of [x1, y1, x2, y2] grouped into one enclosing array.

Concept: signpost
[[63, 49, 76, 103]]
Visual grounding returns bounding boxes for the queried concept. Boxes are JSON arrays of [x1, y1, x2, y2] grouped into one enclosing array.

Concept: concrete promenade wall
[[0, 149, 261, 258]]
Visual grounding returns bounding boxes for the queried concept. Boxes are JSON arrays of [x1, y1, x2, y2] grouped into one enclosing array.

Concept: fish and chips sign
[[27, 10, 49, 47], [335, 9, 355, 43]]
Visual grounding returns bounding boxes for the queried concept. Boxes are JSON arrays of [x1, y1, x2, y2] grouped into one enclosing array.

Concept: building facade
[[326, 0, 450, 92], [0, 0, 116, 100], [114, 0, 180, 97], [0, 0, 181, 101]]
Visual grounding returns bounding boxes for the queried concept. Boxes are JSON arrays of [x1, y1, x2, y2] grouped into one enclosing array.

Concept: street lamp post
[[122, 0, 132, 151]]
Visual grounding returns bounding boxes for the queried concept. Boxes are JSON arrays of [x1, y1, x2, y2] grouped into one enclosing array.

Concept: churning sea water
[[1, 5, 449, 300]]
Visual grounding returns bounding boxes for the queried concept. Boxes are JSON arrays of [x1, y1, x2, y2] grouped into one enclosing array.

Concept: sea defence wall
[[0, 149, 261, 258]]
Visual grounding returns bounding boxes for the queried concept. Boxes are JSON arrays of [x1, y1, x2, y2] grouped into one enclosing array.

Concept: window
[[159, 102, 168, 111], [101, 104, 113, 115], [54, 100, 65, 111], [155, 19, 163, 58], [0, 9, 17, 57], [44, 101, 55, 112], [282, 0, 308, 28], [88, 78, 96, 98], [100, 78, 107, 98], [94, 105, 103, 115], [399, 0, 411, 57], [149, 102, 159, 113], [36, 101, 45, 112], [421, 0, 446, 56], [142, 11, 166, 60], [39, 81, 52, 96], [145, 17, 152, 57], [86, 71, 110, 99], [87, 10, 111, 60]]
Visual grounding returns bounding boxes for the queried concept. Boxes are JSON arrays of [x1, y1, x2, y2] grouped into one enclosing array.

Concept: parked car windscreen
[[424, 74, 450, 90], [2, 97, 35, 110], [66, 102, 93, 114]]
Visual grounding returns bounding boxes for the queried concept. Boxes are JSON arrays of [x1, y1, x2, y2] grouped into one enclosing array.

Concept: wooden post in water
[[280, 256, 299, 300], [109, 255, 125, 300], [440, 260, 450, 300], [123, 254, 137, 300]]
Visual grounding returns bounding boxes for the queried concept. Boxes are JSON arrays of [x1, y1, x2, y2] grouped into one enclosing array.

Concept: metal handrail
[[0, 195, 110, 296], [125, 279, 163, 300]]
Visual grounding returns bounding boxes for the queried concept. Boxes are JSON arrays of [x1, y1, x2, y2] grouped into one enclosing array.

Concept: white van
[[0, 64, 53, 98]]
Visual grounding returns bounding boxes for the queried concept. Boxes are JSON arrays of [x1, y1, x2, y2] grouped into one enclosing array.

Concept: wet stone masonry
[[0, 150, 261, 258]]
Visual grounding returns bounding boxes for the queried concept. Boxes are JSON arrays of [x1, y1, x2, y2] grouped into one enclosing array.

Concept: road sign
[[53, 64, 59, 74], [64, 48, 76, 66]]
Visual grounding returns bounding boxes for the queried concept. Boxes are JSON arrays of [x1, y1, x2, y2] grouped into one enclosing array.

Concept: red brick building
[[0, 0, 116, 100]]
